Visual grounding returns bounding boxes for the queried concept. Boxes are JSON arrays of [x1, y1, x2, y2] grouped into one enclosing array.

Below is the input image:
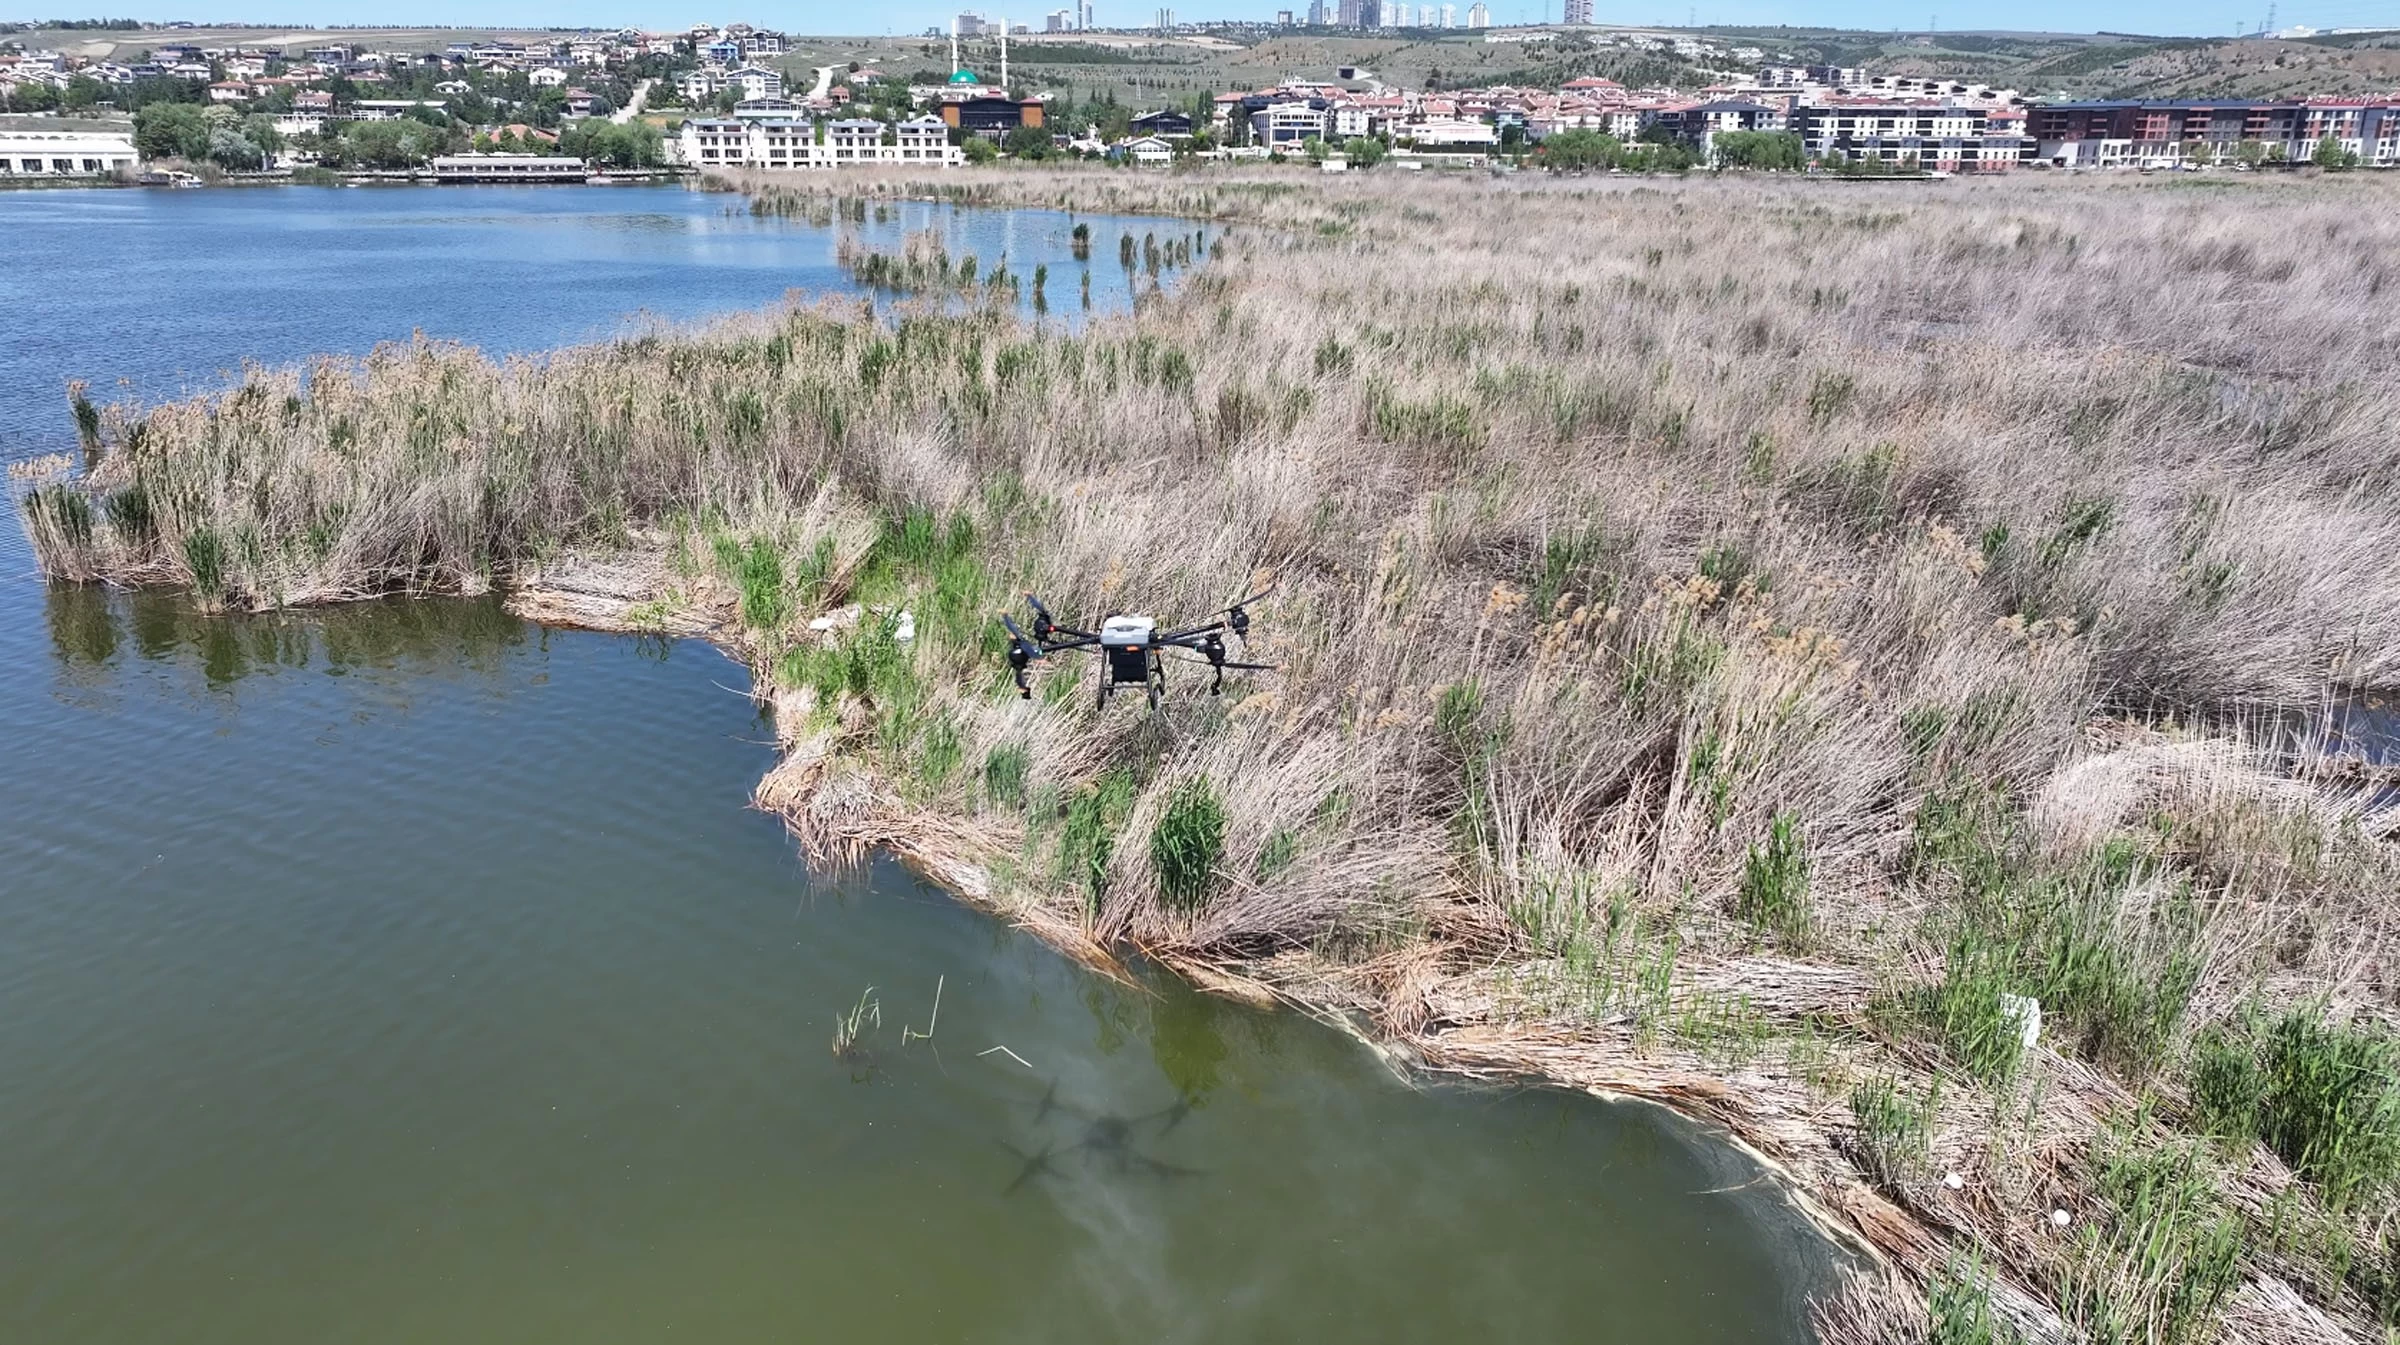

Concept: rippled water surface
[[0, 184, 1832, 1343]]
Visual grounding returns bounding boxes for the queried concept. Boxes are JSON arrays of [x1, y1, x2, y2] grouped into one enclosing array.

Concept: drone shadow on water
[[997, 1078, 1207, 1195]]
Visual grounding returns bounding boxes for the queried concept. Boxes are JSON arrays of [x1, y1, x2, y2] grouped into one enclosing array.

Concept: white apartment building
[[729, 66, 785, 100], [1251, 101, 1330, 146], [677, 116, 961, 169], [0, 128, 138, 177]]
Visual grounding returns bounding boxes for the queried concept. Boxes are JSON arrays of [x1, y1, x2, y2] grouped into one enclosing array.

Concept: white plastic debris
[[893, 610, 916, 644], [1999, 992, 2043, 1054], [1942, 1171, 1965, 1191], [2049, 1209, 2072, 1229], [807, 604, 863, 634]]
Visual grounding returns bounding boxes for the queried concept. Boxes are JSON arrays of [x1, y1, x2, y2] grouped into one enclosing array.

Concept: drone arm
[[1023, 593, 1099, 642]]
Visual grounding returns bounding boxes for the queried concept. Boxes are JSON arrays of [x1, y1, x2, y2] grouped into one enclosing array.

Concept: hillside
[[12, 19, 2399, 103]]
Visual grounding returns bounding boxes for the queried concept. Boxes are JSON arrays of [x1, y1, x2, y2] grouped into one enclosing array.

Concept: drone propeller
[[1160, 586, 1273, 644], [1222, 585, 1273, 639], [1023, 592, 1067, 642], [1000, 614, 1041, 698]]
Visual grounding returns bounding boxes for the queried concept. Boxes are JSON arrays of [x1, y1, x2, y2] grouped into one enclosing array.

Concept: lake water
[[0, 184, 1832, 1343]]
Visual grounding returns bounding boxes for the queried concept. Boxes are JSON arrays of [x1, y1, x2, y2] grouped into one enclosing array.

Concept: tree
[[326, 119, 443, 170], [1712, 130, 1804, 171], [1342, 135, 1385, 168], [1300, 134, 1328, 163], [205, 126, 263, 170], [962, 136, 998, 164], [4, 80, 62, 113], [557, 119, 663, 168], [1003, 123, 1053, 159], [2313, 134, 2348, 169], [134, 102, 211, 161], [1539, 128, 1620, 171], [239, 113, 283, 155], [62, 75, 105, 111]]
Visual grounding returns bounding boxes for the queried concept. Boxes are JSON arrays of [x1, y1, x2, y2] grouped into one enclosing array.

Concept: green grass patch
[[982, 743, 1029, 811], [2064, 1126, 2241, 1345], [2258, 1009, 2400, 1210], [1733, 812, 1812, 949], [1060, 768, 1137, 916], [1151, 776, 1227, 914], [183, 527, 225, 599], [1848, 1072, 1937, 1193]]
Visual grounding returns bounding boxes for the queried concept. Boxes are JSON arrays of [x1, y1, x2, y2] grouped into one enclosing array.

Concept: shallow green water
[[0, 185, 1833, 1343]]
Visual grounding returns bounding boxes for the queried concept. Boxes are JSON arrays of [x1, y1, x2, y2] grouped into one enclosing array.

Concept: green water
[[0, 590, 1832, 1343]]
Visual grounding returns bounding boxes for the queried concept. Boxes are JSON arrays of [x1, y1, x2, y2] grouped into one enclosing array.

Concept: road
[[610, 78, 653, 125], [807, 65, 835, 101]]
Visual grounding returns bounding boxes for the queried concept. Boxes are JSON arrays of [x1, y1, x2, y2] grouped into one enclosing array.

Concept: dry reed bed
[[26, 167, 2400, 1343]]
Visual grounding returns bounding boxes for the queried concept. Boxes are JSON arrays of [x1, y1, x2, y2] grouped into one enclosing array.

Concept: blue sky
[[53, 0, 2397, 40]]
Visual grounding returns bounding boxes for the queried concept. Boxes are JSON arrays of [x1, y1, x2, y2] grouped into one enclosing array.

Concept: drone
[[999, 588, 1276, 709]]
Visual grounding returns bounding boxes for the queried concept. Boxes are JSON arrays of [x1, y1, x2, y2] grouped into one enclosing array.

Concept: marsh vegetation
[[25, 166, 2400, 1343]]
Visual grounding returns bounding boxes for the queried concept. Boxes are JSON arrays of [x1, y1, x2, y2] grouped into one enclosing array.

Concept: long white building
[[0, 129, 138, 178], [677, 116, 962, 169]]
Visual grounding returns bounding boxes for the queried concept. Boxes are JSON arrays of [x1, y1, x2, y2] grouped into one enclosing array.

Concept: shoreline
[[24, 165, 2400, 1344], [502, 545, 1899, 1281]]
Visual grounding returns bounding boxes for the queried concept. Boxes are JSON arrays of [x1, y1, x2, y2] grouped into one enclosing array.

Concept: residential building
[[1048, 9, 1074, 29], [1467, 1, 1489, 26], [729, 66, 785, 100], [1796, 98, 2021, 171], [734, 97, 805, 119], [1252, 100, 1330, 145], [349, 100, 448, 121], [0, 128, 138, 177], [2024, 98, 2400, 167], [1129, 108, 1194, 136], [1563, 0, 1592, 21], [1399, 118, 1497, 148], [1122, 134, 1174, 163], [675, 115, 961, 168], [1079, 0, 1095, 26]]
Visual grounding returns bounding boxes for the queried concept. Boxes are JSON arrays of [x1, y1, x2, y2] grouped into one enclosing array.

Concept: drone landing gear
[[1094, 653, 1167, 710]]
